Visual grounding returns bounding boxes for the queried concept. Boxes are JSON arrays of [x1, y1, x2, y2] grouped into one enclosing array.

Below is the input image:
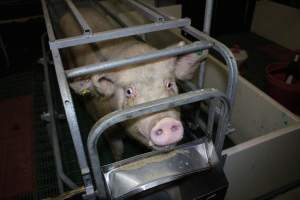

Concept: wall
[[251, 0, 300, 50]]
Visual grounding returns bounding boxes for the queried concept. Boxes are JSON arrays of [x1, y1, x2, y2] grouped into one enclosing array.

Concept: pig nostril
[[171, 125, 179, 132], [155, 129, 163, 136]]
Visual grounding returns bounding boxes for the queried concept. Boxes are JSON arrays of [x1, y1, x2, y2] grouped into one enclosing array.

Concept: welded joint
[[41, 112, 51, 122], [81, 169, 96, 199], [41, 111, 66, 122]]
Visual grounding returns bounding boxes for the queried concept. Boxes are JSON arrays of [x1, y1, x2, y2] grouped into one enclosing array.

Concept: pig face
[[71, 42, 203, 149]]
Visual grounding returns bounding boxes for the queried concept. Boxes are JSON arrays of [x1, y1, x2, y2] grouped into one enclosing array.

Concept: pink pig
[[60, 7, 202, 160]]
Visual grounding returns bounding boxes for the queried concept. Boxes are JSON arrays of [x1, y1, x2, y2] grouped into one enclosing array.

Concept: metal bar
[[60, 173, 79, 189], [203, 0, 214, 35], [50, 18, 190, 49], [92, 0, 146, 41], [214, 104, 228, 155], [93, 1, 128, 28], [207, 98, 217, 137], [198, 0, 214, 88], [41, 0, 55, 41], [41, 1, 96, 197], [50, 47, 96, 197], [87, 88, 229, 194], [65, 41, 212, 78], [123, 0, 165, 22], [0, 34, 10, 70], [123, 0, 238, 106], [46, 122, 64, 193], [183, 26, 238, 106], [41, 33, 79, 191], [65, 0, 92, 35]]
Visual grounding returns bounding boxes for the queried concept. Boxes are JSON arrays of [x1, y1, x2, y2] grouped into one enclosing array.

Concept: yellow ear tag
[[80, 89, 90, 96]]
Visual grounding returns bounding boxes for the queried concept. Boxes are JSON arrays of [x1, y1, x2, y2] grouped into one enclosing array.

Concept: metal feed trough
[[41, 0, 238, 199]]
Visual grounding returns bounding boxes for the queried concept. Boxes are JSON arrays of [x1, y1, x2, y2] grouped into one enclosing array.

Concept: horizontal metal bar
[[93, 1, 128, 28], [50, 18, 190, 49], [93, 1, 146, 41], [65, 41, 211, 78], [65, 0, 92, 35], [123, 0, 165, 22], [120, 0, 238, 106], [87, 88, 229, 195]]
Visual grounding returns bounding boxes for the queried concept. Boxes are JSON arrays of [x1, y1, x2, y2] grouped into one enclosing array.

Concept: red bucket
[[266, 63, 300, 115]]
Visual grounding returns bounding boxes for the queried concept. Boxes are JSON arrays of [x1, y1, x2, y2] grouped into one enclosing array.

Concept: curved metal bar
[[183, 26, 238, 106], [122, 0, 238, 106], [87, 88, 230, 195]]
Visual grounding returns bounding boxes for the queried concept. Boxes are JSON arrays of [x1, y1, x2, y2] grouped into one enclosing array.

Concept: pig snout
[[150, 117, 183, 146]]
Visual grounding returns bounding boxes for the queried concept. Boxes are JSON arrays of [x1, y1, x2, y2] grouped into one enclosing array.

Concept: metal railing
[[87, 89, 230, 197], [41, 0, 236, 198]]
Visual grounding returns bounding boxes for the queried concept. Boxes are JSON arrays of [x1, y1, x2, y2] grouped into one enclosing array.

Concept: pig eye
[[125, 87, 135, 98]]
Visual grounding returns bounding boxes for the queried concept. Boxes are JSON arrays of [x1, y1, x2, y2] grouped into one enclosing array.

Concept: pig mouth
[[148, 141, 177, 151], [152, 144, 177, 151]]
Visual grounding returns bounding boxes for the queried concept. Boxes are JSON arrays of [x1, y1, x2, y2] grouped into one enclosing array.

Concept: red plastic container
[[266, 63, 300, 115]]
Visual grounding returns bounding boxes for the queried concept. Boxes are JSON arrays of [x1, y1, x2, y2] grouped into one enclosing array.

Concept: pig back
[[59, 7, 140, 68]]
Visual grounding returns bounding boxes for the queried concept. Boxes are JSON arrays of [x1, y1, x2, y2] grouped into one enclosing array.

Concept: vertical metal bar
[[41, 0, 55, 42], [65, 0, 92, 35], [0, 35, 10, 70], [183, 26, 238, 106], [203, 0, 214, 35], [207, 98, 217, 137], [45, 123, 64, 193], [198, 0, 214, 89], [51, 47, 95, 196], [214, 100, 229, 156], [41, 0, 95, 197], [41, 33, 79, 191]]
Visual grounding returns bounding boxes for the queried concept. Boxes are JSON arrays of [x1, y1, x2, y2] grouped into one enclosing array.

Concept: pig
[[60, 7, 202, 160]]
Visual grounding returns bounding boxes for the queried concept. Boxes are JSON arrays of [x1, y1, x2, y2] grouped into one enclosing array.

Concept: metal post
[[41, 33, 79, 191], [198, 0, 214, 89], [41, 0, 95, 198], [65, 41, 212, 78], [50, 18, 190, 49], [65, 0, 92, 35]]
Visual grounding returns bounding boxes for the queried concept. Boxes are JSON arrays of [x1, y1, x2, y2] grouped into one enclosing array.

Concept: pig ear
[[70, 78, 94, 96], [173, 41, 204, 80], [70, 74, 115, 97], [90, 74, 115, 97]]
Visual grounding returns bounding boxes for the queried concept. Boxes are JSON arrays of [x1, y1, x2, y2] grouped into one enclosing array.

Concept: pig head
[[70, 41, 202, 154]]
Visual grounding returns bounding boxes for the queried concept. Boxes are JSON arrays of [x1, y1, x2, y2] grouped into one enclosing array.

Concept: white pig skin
[[60, 7, 202, 160]]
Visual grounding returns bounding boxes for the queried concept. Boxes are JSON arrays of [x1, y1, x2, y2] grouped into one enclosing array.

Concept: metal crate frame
[[41, 0, 238, 198]]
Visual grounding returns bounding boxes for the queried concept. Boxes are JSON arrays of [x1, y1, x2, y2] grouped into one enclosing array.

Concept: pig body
[[60, 7, 202, 159]]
